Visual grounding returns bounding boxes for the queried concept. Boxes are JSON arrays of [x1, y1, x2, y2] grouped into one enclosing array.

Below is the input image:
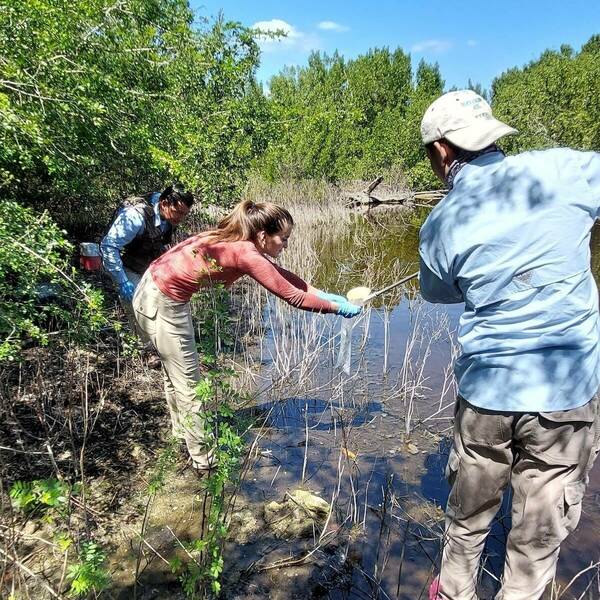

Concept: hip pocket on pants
[[133, 277, 159, 319], [445, 447, 460, 483]]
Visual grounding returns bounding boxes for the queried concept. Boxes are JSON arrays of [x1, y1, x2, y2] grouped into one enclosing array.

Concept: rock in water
[[228, 508, 262, 544], [264, 489, 330, 539]]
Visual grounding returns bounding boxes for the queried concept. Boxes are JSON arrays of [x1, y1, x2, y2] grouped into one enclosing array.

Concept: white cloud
[[252, 19, 301, 47], [411, 39, 453, 54], [467, 39, 479, 47], [252, 19, 321, 54], [317, 20, 349, 33]]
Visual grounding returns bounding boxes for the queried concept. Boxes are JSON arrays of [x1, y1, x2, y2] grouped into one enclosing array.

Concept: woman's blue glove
[[317, 290, 349, 305], [119, 279, 136, 302], [335, 301, 362, 319]]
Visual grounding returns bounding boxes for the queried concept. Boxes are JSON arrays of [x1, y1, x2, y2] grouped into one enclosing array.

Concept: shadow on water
[[421, 437, 452, 508], [243, 397, 381, 431]]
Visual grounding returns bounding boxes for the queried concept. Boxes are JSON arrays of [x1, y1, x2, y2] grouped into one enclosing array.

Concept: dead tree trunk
[[343, 176, 445, 208]]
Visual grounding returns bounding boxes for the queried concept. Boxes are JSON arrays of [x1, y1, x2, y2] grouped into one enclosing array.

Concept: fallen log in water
[[343, 176, 446, 208]]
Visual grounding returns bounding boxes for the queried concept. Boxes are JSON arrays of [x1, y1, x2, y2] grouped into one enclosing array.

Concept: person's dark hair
[[426, 137, 501, 189], [202, 200, 294, 244], [159, 184, 195, 208], [425, 138, 462, 154]]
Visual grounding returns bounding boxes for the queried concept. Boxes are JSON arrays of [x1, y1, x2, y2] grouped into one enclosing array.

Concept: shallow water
[[232, 215, 600, 599]]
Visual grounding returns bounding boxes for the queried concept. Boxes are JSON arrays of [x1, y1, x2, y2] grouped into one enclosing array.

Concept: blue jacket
[[101, 193, 170, 285], [419, 149, 600, 412]]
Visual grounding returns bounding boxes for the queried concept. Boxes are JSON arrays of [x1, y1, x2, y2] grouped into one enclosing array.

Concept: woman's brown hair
[[202, 200, 293, 243]]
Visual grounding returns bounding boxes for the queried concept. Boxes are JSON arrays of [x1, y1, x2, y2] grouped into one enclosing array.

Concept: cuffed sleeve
[[419, 257, 463, 304]]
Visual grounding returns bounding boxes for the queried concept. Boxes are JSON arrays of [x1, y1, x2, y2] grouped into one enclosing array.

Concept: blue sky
[[191, 0, 599, 91]]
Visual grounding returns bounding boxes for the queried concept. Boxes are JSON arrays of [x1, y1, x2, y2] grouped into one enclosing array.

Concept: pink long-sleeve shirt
[[149, 236, 334, 313]]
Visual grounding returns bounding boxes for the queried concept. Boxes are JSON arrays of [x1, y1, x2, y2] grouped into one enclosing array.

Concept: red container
[[79, 243, 102, 271], [80, 255, 102, 270]]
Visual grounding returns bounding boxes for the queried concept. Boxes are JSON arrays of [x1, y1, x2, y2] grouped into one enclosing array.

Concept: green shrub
[[0, 199, 106, 361], [169, 351, 247, 597], [492, 38, 600, 153], [9, 478, 74, 514], [255, 50, 444, 188], [67, 541, 110, 597], [0, 1, 266, 230]]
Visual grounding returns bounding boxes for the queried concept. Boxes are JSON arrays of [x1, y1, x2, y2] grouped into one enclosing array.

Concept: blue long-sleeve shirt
[[100, 192, 169, 285], [419, 149, 600, 412]]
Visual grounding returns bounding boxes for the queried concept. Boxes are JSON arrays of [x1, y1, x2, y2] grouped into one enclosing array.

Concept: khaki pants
[[438, 395, 600, 600], [132, 272, 211, 468]]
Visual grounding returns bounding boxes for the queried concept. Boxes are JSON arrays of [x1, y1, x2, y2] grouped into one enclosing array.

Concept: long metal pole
[[363, 271, 419, 302]]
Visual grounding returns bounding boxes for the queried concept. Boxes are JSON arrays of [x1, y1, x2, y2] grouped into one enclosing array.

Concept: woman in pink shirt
[[133, 199, 360, 470]]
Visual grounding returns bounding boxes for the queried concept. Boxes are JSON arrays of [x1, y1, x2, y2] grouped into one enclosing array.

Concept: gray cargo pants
[[437, 395, 600, 600]]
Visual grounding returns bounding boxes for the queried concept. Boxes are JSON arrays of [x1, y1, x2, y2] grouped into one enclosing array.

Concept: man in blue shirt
[[101, 185, 194, 296], [101, 185, 194, 363], [419, 90, 600, 600]]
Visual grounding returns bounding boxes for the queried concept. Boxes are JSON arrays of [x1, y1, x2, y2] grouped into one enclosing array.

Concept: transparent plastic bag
[[335, 318, 355, 375]]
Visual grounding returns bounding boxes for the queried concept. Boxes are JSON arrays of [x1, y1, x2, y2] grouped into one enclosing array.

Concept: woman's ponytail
[[203, 199, 293, 244], [216, 199, 253, 240]]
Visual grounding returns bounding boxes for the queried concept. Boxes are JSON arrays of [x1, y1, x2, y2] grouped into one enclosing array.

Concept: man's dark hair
[[425, 138, 463, 154], [159, 184, 195, 208]]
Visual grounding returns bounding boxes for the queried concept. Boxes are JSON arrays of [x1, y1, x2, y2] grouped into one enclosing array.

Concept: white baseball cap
[[421, 90, 517, 151]]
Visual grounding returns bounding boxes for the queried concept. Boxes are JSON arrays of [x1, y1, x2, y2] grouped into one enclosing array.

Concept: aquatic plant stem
[[302, 399, 309, 483]]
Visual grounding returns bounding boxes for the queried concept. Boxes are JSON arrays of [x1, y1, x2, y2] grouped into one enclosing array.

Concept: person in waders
[[101, 185, 194, 368], [132, 199, 361, 471], [419, 90, 600, 600]]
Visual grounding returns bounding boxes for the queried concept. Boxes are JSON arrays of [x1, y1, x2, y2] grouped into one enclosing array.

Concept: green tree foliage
[[0, 0, 265, 232], [492, 36, 600, 153], [257, 35, 599, 189], [256, 49, 443, 189], [149, 16, 270, 204], [0, 199, 105, 361]]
